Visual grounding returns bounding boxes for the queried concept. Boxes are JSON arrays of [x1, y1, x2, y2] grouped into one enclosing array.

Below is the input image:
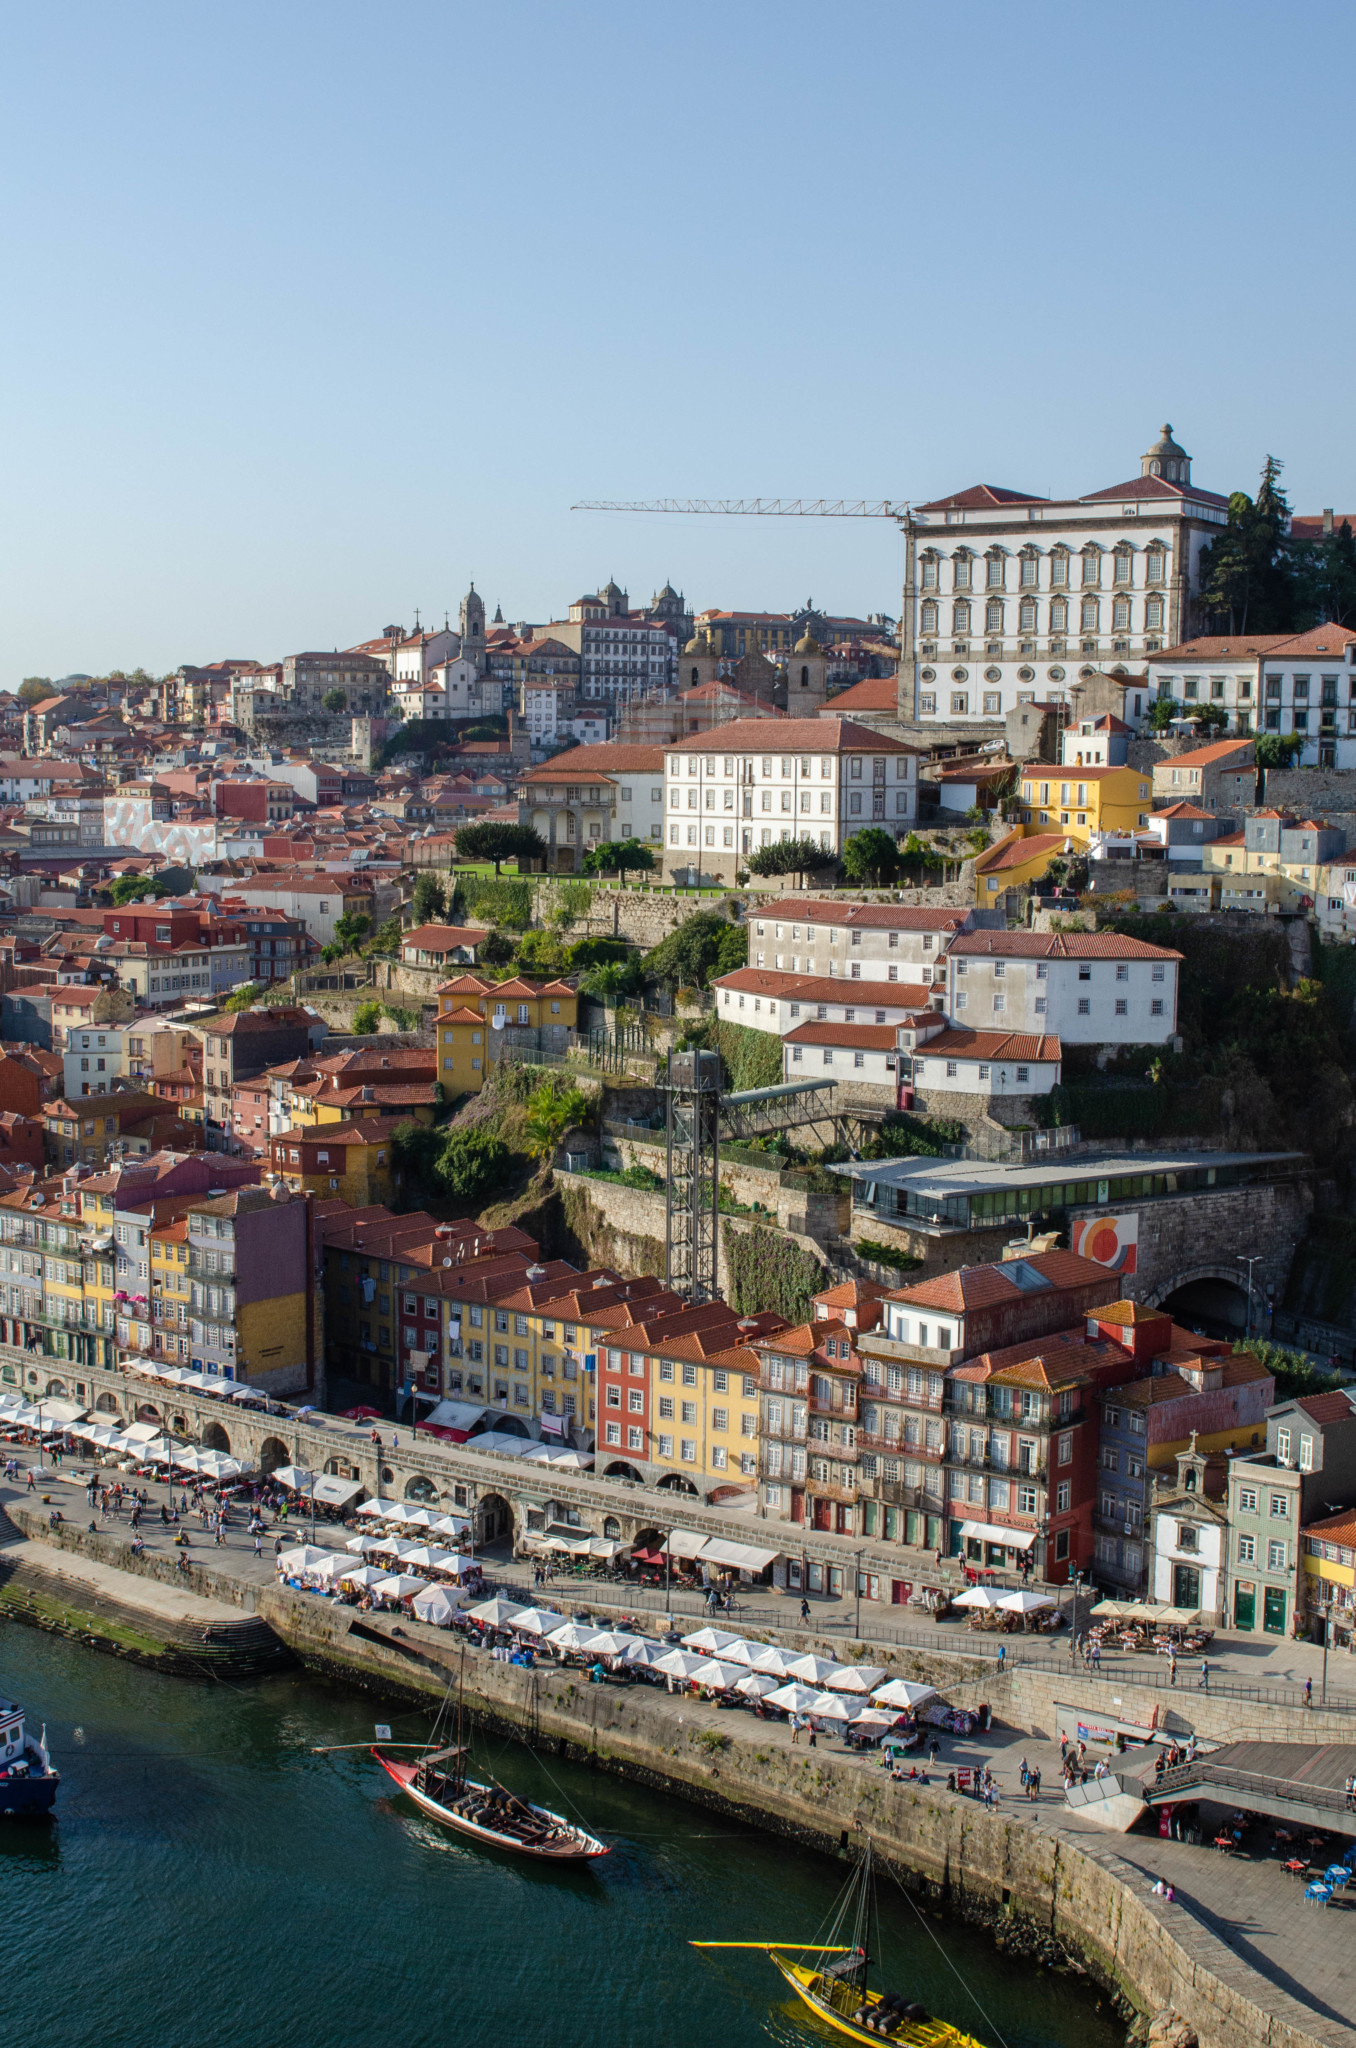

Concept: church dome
[[794, 629, 823, 655], [1141, 424, 1191, 484], [684, 630, 711, 655]]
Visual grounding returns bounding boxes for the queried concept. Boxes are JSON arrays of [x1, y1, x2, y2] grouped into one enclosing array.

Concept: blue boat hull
[[0, 1771, 58, 1818]]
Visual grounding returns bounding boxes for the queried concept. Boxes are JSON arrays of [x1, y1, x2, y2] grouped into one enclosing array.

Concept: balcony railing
[[806, 1478, 858, 1506], [858, 1432, 943, 1461], [873, 1478, 944, 1512]]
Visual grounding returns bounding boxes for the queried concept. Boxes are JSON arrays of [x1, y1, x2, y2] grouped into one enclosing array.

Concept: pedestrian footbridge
[[1147, 1741, 1356, 1830]]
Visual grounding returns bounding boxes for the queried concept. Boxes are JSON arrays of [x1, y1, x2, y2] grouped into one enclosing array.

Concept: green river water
[[0, 1626, 1124, 2048]]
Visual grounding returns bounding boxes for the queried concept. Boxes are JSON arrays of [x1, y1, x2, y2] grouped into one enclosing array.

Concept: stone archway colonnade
[[12, 1347, 902, 1586]]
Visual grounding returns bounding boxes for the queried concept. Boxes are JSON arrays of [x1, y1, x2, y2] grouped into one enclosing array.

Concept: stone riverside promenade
[[5, 1479, 1356, 2048]]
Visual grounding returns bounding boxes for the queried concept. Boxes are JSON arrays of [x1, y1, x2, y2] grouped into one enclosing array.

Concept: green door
[[1264, 1586, 1288, 1635], [1234, 1583, 1256, 1630]]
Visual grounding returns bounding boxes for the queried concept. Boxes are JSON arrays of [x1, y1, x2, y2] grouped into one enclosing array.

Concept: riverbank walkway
[[6, 1454, 1356, 2048]]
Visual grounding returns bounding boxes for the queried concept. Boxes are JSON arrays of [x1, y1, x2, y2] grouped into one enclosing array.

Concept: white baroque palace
[[900, 427, 1229, 732]]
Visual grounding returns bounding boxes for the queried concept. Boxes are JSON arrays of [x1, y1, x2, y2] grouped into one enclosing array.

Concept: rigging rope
[[881, 1851, 1014, 2048]]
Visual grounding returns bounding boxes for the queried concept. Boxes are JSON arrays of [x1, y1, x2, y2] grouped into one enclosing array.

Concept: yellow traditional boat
[[693, 1842, 987, 2048]]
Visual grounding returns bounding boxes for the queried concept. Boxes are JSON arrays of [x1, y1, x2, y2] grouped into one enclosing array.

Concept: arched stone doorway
[[1155, 1267, 1252, 1337], [201, 1420, 231, 1454], [258, 1435, 290, 1476], [172, 1414, 187, 1435], [95, 1392, 119, 1415], [44, 1379, 66, 1398], [632, 1526, 664, 1554], [602, 1516, 621, 1540], [603, 1461, 643, 1483], [404, 1474, 437, 1502], [656, 1472, 698, 1496], [135, 1402, 161, 1424], [476, 1491, 513, 1543]]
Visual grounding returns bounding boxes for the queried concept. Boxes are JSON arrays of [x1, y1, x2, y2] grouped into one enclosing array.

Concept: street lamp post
[[854, 1546, 864, 1640], [1237, 1255, 1261, 1344]]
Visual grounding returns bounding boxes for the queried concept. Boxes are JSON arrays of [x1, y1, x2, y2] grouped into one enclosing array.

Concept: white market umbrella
[[430, 1514, 471, 1539], [584, 1631, 643, 1658], [509, 1607, 566, 1636], [689, 1659, 746, 1690], [402, 1507, 438, 1529], [621, 1640, 670, 1668], [373, 1573, 424, 1600], [765, 1683, 824, 1715], [356, 1498, 394, 1520], [340, 1564, 387, 1589], [998, 1589, 1055, 1614], [826, 1665, 889, 1694], [545, 1622, 606, 1654], [785, 1654, 851, 1686], [748, 1644, 800, 1676], [345, 1535, 384, 1554], [849, 1708, 900, 1732], [278, 1545, 333, 1574], [806, 1690, 856, 1721], [734, 1672, 781, 1699], [400, 1545, 456, 1570], [654, 1650, 707, 1681], [373, 1537, 424, 1561], [953, 1586, 1006, 1610], [872, 1679, 938, 1711], [306, 1555, 352, 1585], [466, 1597, 525, 1626], [412, 1585, 463, 1626], [680, 1627, 752, 1658]]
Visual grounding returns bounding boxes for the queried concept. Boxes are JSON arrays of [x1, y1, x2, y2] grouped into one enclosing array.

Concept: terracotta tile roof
[[890, 1251, 1112, 1314], [1152, 802, 1216, 820], [1154, 736, 1254, 768], [916, 485, 1047, 512], [1303, 1505, 1356, 1542], [784, 1021, 897, 1049], [517, 743, 665, 777], [1079, 476, 1231, 508], [668, 718, 920, 754], [948, 930, 1181, 960], [974, 833, 1067, 875], [820, 676, 897, 711], [911, 1027, 1061, 1062], [1293, 1391, 1356, 1424], [401, 923, 488, 949], [755, 900, 966, 932], [814, 1279, 888, 1309], [715, 967, 930, 1006]]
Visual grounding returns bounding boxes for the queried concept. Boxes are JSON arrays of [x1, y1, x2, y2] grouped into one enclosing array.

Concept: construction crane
[[571, 498, 908, 519]]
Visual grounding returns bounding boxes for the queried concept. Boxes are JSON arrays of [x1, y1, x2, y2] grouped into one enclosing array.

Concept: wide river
[[0, 1626, 1124, 2048]]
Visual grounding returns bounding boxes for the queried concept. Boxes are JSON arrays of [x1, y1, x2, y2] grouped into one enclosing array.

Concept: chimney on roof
[[1325, 509, 1335, 536]]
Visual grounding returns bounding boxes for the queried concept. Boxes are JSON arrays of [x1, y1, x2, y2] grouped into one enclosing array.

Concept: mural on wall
[[102, 798, 219, 867], [1071, 1210, 1138, 1275]]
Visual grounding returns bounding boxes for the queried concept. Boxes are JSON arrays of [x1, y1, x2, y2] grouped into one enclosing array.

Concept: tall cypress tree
[[1197, 455, 1297, 631]]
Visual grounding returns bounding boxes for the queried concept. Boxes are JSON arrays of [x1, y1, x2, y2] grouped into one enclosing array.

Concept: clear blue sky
[[4, 0, 1354, 683]]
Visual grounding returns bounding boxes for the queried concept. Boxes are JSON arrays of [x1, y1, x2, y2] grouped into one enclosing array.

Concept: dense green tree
[[437, 1125, 510, 1205], [841, 827, 902, 886], [1197, 456, 1297, 631], [17, 678, 52, 703], [321, 689, 347, 713], [222, 983, 262, 1012], [642, 912, 745, 989], [1147, 696, 1183, 732], [1254, 732, 1306, 769], [1290, 518, 1356, 628], [745, 836, 832, 887], [411, 872, 447, 924], [582, 836, 655, 883], [523, 1078, 589, 1158], [579, 956, 643, 1002], [515, 927, 568, 976], [455, 821, 547, 876], [566, 936, 632, 972], [110, 874, 170, 905], [350, 1000, 382, 1035], [478, 928, 517, 966], [332, 911, 372, 953]]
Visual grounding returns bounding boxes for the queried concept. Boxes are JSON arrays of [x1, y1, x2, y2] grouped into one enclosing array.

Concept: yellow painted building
[[1302, 1506, 1356, 1642], [436, 1007, 490, 1094], [270, 1120, 400, 1207], [1019, 765, 1153, 843], [642, 1335, 762, 1497], [972, 829, 1069, 902], [150, 1216, 192, 1364]]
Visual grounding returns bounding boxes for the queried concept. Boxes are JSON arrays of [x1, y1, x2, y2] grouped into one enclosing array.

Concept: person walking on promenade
[[1169, 1650, 1177, 1685], [1304, 1676, 1313, 1708], [800, 1598, 811, 1624], [1198, 1658, 1209, 1691]]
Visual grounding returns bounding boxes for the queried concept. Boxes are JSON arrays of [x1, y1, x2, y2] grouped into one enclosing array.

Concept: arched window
[[800, 666, 810, 687], [690, 666, 699, 685]]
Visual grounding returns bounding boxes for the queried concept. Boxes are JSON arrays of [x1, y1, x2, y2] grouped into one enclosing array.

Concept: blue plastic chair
[[1325, 1864, 1348, 1886], [1306, 1883, 1333, 1906]]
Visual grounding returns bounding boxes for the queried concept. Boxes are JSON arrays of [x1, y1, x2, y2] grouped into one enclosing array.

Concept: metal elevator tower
[[664, 1049, 721, 1304]]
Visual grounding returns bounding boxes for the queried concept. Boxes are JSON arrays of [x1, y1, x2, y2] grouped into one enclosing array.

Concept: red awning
[[631, 1548, 666, 1566]]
